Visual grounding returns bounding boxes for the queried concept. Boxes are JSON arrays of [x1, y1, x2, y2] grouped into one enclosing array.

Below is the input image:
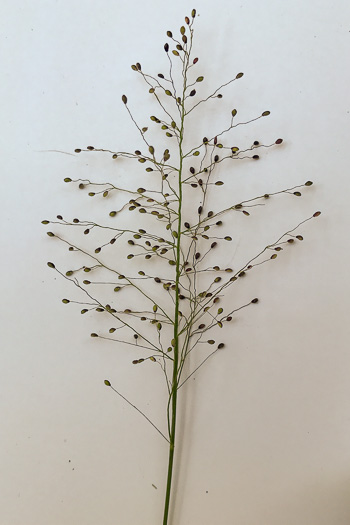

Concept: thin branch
[[106, 382, 170, 443]]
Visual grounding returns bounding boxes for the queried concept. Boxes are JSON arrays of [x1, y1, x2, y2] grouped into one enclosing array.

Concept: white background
[[1, 1, 350, 524]]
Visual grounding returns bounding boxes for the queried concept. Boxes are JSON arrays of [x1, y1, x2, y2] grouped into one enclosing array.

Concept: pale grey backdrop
[[1, 1, 350, 524]]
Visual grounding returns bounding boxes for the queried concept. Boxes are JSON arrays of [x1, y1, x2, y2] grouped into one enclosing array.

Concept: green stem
[[162, 41, 189, 525], [162, 126, 183, 525]]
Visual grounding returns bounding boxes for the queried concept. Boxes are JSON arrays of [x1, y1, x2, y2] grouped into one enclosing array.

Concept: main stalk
[[162, 54, 188, 525]]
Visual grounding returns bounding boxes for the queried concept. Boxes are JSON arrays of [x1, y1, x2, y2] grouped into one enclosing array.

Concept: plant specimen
[[42, 8, 320, 525]]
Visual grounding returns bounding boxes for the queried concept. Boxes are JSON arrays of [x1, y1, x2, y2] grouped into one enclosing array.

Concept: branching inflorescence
[[43, 9, 320, 525]]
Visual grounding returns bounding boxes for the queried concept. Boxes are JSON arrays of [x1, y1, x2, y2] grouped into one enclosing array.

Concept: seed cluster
[[43, 9, 320, 524]]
